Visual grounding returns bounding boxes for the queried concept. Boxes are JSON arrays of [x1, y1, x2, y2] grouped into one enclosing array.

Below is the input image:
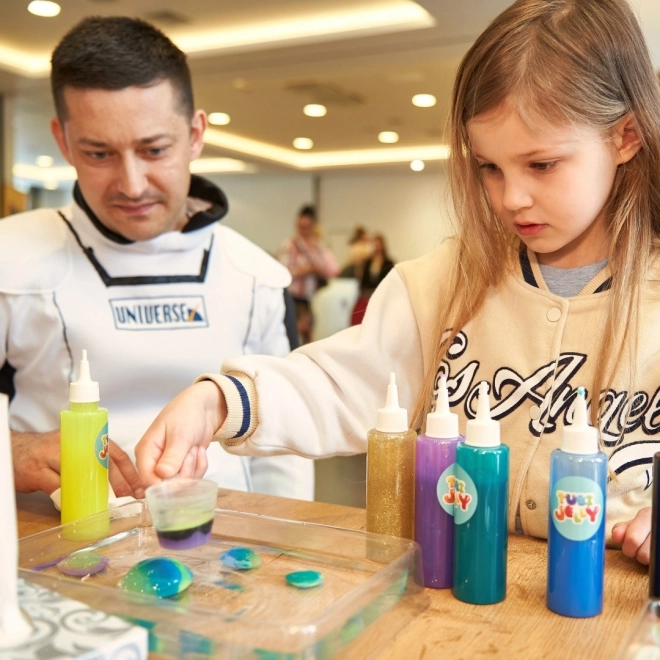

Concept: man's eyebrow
[[76, 134, 174, 148]]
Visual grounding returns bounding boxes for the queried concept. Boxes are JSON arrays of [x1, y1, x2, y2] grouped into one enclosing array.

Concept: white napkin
[[50, 485, 135, 511]]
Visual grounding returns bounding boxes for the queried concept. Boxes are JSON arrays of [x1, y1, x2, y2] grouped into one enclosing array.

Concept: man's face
[[51, 80, 206, 242]]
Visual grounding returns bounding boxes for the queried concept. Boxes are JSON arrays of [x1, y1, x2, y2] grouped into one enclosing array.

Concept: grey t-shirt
[[539, 259, 608, 297]]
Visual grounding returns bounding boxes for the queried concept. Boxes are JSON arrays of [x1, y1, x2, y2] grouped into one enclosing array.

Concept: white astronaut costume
[[0, 176, 314, 499]]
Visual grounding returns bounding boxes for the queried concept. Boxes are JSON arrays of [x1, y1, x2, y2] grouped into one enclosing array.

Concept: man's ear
[[51, 117, 73, 165], [614, 113, 642, 165], [189, 110, 207, 161]]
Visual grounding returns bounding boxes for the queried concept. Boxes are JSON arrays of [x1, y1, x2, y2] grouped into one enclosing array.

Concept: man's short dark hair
[[51, 16, 194, 122]]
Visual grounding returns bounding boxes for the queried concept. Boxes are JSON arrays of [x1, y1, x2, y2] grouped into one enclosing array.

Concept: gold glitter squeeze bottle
[[366, 372, 416, 541]]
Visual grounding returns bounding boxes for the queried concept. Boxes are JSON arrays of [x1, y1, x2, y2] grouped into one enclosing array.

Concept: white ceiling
[[2, 0, 660, 183]]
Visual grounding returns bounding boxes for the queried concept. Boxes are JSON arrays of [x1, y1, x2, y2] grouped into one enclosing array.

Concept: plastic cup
[[145, 478, 218, 550]]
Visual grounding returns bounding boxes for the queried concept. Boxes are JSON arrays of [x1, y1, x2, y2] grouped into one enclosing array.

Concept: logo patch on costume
[[110, 296, 209, 330]]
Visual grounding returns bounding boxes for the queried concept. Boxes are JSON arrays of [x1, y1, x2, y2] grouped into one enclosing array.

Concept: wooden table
[[16, 489, 649, 659]]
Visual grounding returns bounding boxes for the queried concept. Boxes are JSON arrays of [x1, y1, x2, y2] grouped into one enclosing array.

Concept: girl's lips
[[515, 223, 547, 237]]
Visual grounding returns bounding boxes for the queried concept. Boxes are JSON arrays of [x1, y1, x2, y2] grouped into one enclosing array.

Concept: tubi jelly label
[[95, 422, 109, 469], [450, 464, 478, 524], [436, 464, 458, 516], [551, 476, 604, 541]]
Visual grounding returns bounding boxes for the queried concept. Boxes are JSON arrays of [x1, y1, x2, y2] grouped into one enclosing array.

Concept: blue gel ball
[[220, 548, 262, 570], [121, 557, 193, 598], [285, 570, 324, 589]]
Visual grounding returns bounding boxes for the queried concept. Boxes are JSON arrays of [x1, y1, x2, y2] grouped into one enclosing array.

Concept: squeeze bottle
[[453, 381, 509, 604], [60, 350, 109, 537], [415, 374, 463, 588], [366, 372, 416, 540], [547, 386, 607, 617]]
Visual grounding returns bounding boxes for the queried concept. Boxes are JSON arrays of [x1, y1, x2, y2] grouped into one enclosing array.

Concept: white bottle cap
[[562, 386, 598, 455], [376, 372, 408, 433], [69, 349, 100, 403], [465, 381, 500, 447], [425, 374, 459, 439]]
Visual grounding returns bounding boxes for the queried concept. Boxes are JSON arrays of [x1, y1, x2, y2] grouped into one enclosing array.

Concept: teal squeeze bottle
[[453, 381, 509, 604]]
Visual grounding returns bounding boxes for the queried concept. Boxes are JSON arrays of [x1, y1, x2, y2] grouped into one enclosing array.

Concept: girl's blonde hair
[[411, 0, 660, 432]]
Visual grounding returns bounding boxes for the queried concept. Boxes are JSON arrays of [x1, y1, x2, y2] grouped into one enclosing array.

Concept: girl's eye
[[531, 161, 558, 172], [479, 163, 500, 174]]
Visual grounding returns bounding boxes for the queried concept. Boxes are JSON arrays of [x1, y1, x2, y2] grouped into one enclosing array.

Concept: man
[[0, 16, 314, 500]]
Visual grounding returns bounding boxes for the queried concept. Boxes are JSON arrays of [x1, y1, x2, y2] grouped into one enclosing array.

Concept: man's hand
[[109, 440, 144, 498], [611, 507, 651, 564], [12, 430, 61, 494], [135, 380, 226, 488], [12, 430, 144, 498]]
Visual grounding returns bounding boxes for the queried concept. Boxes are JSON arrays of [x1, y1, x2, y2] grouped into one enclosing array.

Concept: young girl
[[136, 0, 660, 565]]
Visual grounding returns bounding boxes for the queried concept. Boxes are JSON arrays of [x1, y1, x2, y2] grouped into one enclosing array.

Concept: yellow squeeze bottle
[[60, 350, 109, 538]]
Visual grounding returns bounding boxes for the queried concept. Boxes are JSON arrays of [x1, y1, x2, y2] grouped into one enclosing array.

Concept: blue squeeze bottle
[[453, 382, 509, 604], [415, 374, 463, 588], [547, 386, 607, 617]]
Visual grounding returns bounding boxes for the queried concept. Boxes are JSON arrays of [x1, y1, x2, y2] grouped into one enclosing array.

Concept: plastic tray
[[615, 600, 660, 659], [18, 501, 427, 658]]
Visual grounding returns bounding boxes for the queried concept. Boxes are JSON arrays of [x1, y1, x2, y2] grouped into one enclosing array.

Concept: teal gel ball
[[285, 570, 324, 589], [121, 557, 193, 598], [220, 548, 262, 570]]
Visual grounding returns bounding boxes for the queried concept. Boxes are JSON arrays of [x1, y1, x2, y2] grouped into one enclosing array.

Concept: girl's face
[[467, 105, 623, 268]]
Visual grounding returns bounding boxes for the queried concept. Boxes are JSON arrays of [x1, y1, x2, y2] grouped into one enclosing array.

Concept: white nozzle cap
[[562, 387, 598, 454], [425, 374, 459, 439], [465, 382, 500, 447], [376, 372, 408, 433], [69, 349, 100, 403]]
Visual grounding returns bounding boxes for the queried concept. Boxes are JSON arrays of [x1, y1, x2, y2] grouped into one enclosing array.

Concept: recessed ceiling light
[[35, 155, 53, 167], [293, 137, 314, 150], [410, 160, 425, 172], [208, 112, 230, 126], [43, 181, 59, 190], [27, 1, 61, 17], [303, 104, 327, 118], [412, 94, 436, 108], [378, 131, 399, 144]]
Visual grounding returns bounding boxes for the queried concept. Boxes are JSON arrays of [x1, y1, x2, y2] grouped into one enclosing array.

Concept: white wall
[[203, 168, 455, 266], [319, 166, 454, 267], [205, 172, 315, 257]]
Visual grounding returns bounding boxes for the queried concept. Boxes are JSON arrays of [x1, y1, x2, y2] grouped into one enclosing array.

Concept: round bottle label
[[452, 464, 478, 525], [436, 464, 457, 516], [550, 476, 604, 541], [95, 422, 109, 469]]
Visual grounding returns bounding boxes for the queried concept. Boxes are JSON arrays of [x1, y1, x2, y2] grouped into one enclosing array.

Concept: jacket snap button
[[526, 500, 537, 510], [546, 307, 561, 322]]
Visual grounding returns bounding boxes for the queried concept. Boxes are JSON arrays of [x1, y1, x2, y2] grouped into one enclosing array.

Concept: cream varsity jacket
[[206, 238, 660, 540]]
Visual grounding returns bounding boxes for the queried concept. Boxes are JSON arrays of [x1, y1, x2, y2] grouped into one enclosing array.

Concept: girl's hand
[[611, 507, 652, 564], [135, 380, 227, 488]]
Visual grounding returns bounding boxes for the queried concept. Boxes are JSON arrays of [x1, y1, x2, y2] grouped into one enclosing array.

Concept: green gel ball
[[220, 548, 262, 570], [121, 557, 193, 598], [57, 552, 109, 576], [285, 570, 324, 589]]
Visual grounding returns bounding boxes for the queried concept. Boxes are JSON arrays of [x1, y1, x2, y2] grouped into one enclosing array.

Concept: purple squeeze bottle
[[415, 374, 464, 588]]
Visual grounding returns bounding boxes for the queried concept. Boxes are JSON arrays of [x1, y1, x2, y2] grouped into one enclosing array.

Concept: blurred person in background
[[351, 234, 396, 325], [278, 205, 339, 343]]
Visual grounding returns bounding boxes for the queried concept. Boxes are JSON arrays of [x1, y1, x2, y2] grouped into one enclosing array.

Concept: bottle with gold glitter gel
[[60, 350, 109, 539], [366, 372, 416, 540], [453, 381, 509, 604]]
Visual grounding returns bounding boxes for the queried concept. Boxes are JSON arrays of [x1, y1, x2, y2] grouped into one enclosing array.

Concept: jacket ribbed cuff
[[194, 371, 258, 447]]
